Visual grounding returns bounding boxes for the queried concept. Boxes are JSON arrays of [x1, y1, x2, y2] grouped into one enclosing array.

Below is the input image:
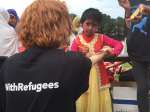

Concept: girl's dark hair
[[80, 8, 102, 24]]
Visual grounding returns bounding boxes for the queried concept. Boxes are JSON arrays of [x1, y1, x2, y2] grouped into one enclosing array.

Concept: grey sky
[[67, 0, 125, 18], [0, 0, 125, 18]]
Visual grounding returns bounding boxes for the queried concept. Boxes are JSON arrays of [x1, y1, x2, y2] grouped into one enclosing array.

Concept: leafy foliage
[[99, 13, 125, 41]]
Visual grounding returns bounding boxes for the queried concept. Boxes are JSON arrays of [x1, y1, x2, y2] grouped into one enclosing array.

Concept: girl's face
[[82, 19, 98, 37]]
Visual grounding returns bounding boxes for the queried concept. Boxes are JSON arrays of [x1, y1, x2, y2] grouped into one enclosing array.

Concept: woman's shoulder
[[4, 53, 20, 63], [65, 51, 86, 61], [65, 51, 91, 66], [0, 53, 21, 70], [65, 51, 83, 58]]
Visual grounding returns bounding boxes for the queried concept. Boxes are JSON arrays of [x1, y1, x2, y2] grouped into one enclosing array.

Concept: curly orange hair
[[16, 0, 71, 48]]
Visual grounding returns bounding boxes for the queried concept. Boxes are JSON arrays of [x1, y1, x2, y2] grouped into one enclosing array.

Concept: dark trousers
[[132, 61, 150, 112]]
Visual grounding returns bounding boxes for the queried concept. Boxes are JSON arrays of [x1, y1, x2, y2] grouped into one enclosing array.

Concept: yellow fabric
[[72, 16, 80, 33], [76, 66, 112, 112]]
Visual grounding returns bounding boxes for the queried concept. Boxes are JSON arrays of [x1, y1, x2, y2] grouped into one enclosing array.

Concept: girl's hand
[[78, 46, 89, 54], [101, 46, 113, 55], [89, 52, 106, 65]]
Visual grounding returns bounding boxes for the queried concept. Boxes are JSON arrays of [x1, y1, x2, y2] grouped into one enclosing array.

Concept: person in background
[[70, 13, 77, 24], [7, 9, 22, 52], [118, 0, 150, 112], [0, 1, 111, 112], [71, 8, 123, 112], [0, 8, 18, 57], [72, 16, 81, 36], [7, 9, 19, 28], [69, 14, 81, 47]]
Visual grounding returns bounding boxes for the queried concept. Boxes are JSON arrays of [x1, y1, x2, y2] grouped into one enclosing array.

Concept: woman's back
[[1, 47, 91, 112]]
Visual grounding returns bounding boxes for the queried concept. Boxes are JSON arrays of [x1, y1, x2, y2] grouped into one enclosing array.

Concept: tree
[[99, 13, 125, 41]]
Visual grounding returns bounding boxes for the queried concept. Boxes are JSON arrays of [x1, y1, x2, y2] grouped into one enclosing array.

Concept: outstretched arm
[[118, 0, 131, 17], [103, 35, 123, 56], [118, 0, 131, 28]]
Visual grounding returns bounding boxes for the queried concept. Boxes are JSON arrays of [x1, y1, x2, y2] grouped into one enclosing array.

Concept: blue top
[[130, 0, 150, 36]]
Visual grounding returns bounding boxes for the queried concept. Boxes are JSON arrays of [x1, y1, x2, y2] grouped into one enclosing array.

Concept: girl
[[71, 8, 123, 112]]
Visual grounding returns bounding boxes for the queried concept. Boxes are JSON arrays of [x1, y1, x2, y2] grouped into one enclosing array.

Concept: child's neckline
[[82, 33, 95, 43]]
